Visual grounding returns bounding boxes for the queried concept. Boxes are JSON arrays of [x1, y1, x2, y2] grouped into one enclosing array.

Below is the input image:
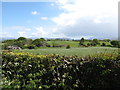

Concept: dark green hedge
[[2, 52, 120, 89]]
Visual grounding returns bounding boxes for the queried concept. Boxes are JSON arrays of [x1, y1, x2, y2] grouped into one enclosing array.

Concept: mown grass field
[[47, 40, 111, 47], [14, 47, 118, 56], [47, 41, 79, 47]]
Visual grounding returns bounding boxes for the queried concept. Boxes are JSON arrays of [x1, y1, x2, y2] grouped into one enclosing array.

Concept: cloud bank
[[51, 0, 118, 39]]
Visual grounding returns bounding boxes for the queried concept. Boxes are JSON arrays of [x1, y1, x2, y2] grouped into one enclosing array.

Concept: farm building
[[7, 46, 21, 50]]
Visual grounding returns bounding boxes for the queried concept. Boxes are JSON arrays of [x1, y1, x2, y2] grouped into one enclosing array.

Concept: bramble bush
[[2, 52, 120, 89]]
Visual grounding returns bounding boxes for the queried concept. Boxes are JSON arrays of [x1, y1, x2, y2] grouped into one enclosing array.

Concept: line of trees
[[79, 38, 120, 47], [2, 37, 120, 50], [79, 38, 101, 47], [3, 37, 49, 49]]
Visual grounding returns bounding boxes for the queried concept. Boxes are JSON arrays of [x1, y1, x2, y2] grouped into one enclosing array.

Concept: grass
[[14, 47, 118, 56], [47, 40, 111, 47], [47, 40, 79, 47]]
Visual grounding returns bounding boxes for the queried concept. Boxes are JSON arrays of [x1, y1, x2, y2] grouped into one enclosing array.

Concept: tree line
[[2, 37, 120, 49], [79, 38, 120, 47]]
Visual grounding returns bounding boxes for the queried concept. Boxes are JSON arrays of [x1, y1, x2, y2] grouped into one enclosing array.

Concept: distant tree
[[3, 40, 15, 46], [101, 43, 106, 46], [80, 38, 85, 42], [110, 40, 120, 47], [27, 45, 36, 49], [87, 43, 90, 46], [40, 38, 45, 41], [91, 39, 100, 46], [14, 37, 29, 48], [17, 37, 26, 41], [79, 38, 85, 46], [32, 39, 41, 47], [103, 39, 111, 42], [66, 45, 70, 49], [3, 43, 9, 50], [25, 39, 33, 45], [52, 40, 59, 47], [46, 44, 51, 47], [90, 43, 97, 46], [32, 38, 47, 47]]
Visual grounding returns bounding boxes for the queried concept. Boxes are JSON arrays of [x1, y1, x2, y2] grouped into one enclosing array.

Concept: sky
[[1, 0, 120, 39]]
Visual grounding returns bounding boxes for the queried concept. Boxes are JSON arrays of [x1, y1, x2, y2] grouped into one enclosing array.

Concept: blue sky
[[1, 0, 119, 39], [3, 2, 61, 27]]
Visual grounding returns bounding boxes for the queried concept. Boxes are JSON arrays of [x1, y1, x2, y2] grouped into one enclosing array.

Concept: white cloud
[[0, 32, 12, 38], [31, 27, 48, 37], [35, 27, 47, 35], [3, 26, 31, 31], [40, 17, 48, 20], [56, 0, 69, 5], [53, 0, 118, 26], [93, 15, 111, 24], [50, 3, 54, 6], [94, 16, 102, 24], [18, 32, 27, 37], [51, 0, 119, 39], [52, 12, 79, 26], [30, 26, 69, 38], [31, 11, 39, 15], [3, 26, 32, 38], [24, 28, 31, 31]]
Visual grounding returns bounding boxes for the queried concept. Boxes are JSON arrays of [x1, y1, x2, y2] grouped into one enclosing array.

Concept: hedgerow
[[2, 52, 120, 89]]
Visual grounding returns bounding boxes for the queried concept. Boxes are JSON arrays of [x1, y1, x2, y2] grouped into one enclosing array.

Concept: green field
[[47, 41, 79, 47], [14, 47, 118, 56], [47, 40, 111, 47]]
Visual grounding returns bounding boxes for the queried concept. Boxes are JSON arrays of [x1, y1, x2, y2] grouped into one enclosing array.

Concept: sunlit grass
[[14, 47, 118, 56]]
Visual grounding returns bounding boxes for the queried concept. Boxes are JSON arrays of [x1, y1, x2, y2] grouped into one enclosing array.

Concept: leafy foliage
[[101, 43, 106, 46], [91, 39, 100, 46], [2, 52, 120, 89], [32, 38, 47, 47], [79, 38, 85, 46], [110, 40, 120, 47], [66, 45, 70, 49]]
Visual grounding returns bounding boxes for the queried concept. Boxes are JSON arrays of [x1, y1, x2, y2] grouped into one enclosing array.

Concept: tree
[[14, 37, 29, 48], [87, 43, 90, 46], [25, 39, 33, 45], [17, 37, 26, 41], [91, 39, 100, 46], [90, 43, 97, 46], [110, 40, 120, 47], [39, 38, 45, 41], [80, 38, 85, 42], [32, 38, 47, 47], [27, 45, 36, 49], [103, 39, 111, 42], [3, 39, 15, 46], [79, 38, 85, 46], [66, 45, 70, 49], [14, 37, 28, 48], [16, 41, 24, 48], [3, 43, 9, 50], [101, 43, 106, 46], [52, 40, 59, 47]]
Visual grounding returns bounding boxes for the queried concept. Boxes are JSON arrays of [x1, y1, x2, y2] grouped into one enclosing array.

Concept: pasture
[[14, 47, 118, 56], [47, 40, 111, 47]]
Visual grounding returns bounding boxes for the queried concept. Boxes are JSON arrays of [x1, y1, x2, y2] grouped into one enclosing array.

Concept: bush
[[2, 52, 120, 89], [101, 43, 106, 46], [90, 43, 97, 46], [66, 45, 70, 49], [110, 40, 120, 47], [46, 44, 51, 47], [87, 43, 90, 46], [27, 45, 36, 49]]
